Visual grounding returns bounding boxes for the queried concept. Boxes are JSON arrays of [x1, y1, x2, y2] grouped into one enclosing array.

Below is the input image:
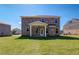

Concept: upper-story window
[[54, 18, 58, 23], [30, 18, 34, 22], [41, 18, 45, 22], [49, 18, 53, 25]]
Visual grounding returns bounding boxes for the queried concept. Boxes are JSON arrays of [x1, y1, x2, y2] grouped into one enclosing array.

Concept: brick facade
[[21, 15, 60, 37]]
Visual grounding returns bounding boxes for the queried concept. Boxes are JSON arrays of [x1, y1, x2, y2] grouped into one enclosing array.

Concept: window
[[46, 28, 48, 33], [31, 18, 34, 22], [54, 18, 58, 23], [36, 27, 39, 33], [49, 27, 53, 32], [27, 28, 29, 31], [41, 18, 45, 22], [28, 18, 34, 22], [56, 28, 58, 33], [1, 32, 3, 35], [49, 18, 53, 25]]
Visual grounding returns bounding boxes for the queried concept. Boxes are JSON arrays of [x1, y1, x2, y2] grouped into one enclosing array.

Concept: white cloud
[[18, 22, 21, 24]]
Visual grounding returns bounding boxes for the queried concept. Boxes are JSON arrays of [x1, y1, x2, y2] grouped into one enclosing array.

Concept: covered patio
[[29, 21, 48, 37]]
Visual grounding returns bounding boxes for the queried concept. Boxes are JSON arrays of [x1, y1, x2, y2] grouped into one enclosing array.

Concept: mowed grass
[[0, 35, 79, 55]]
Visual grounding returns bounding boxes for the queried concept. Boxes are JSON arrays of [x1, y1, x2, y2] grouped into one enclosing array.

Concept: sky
[[0, 4, 79, 30]]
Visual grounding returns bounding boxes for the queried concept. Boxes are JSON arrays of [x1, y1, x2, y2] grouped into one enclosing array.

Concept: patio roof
[[29, 21, 48, 26]]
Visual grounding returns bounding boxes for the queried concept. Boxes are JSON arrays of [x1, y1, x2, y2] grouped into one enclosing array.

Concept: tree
[[12, 28, 21, 35]]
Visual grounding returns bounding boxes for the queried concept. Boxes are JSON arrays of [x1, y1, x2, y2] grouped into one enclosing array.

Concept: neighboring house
[[60, 30, 63, 35], [21, 15, 60, 37], [63, 18, 79, 35], [0, 23, 11, 36]]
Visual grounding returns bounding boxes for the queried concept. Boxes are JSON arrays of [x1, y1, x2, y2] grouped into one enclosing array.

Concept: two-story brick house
[[21, 15, 60, 37]]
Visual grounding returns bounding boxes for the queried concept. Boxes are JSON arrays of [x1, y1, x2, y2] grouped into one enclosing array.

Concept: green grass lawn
[[0, 35, 79, 55]]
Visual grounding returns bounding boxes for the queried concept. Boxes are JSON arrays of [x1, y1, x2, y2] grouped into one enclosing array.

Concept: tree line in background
[[12, 28, 21, 35]]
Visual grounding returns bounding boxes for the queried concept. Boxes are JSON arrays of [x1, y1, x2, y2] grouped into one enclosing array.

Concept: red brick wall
[[21, 16, 60, 36]]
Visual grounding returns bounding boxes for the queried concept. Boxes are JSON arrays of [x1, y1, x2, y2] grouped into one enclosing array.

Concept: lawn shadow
[[0, 35, 12, 37], [16, 35, 79, 40]]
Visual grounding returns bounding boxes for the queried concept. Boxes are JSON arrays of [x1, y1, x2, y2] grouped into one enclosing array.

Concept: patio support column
[[45, 26, 46, 37], [30, 25, 32, 37]]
